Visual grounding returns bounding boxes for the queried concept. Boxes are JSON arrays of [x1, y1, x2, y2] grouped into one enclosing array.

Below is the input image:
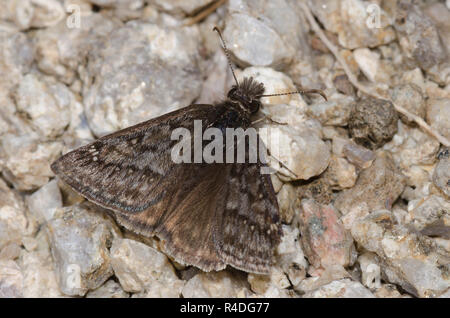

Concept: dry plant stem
[[183, 0, 228, 26], [300, 2, 450, 147]]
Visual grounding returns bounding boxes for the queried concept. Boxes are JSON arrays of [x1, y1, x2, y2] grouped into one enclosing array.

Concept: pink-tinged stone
[[298, 199, 356, 269]]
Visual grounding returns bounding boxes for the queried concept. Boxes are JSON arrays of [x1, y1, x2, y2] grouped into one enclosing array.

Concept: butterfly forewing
[[51, 104, 215, 214]]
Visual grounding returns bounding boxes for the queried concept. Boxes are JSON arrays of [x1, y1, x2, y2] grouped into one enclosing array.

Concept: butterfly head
[[213, 26, 327, 115], [227, 77, 265, 114]]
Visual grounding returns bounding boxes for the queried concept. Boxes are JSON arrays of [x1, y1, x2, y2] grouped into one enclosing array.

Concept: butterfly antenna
[[213, 26, 239, 87], [260, 89, 327, 101]]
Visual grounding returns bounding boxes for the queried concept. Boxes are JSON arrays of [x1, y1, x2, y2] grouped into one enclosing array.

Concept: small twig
[[183, 0, 228, 27], [300, 2, 450, 147]]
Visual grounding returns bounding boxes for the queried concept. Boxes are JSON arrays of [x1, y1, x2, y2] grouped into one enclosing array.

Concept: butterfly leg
[[266, 149, 299, 179], [251, 115, 288, 126]]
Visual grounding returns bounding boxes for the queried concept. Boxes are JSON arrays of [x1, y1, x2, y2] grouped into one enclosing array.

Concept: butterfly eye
[[249, 100, 261, 113], [227, 87, 238, 100]]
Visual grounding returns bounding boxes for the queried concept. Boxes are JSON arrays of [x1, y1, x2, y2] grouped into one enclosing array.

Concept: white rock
[[332, 136, 350, 157], [351, 210, 450, 297], [307, 95, 354, 127], [353, 48, 389, 83], [373, 284, 409, 298], [148, 0, 210, 15], [433, 152, 450, 197], [0, 242, 21, 260], [326, 156, 357, 189], [30, 0, 65, 28], [342, 140, 375, 169], [335, 152, 405, 213], [224, 0, 311, 68], [1, 0, 65, 29], [296, 264, 350, 294], [438, 288, 450, 298], [34, 12, 118, 83], [0, 179, 28, 251], [426, 98, 450, 140], [86, 280, 129, 298], [83, 22, 203, 137], [0, 31, 34, 93], [4, 0, 34, 29], [13, 74, 71, 138], [401, 68, 425, 91], [391, 83, 426, 125], [182, 271, 251, 298], [302, 278, 375, 298], [408, 195, 449, 232], [261, 124, 331, 180], [110, 238, 184, 297], [19, 250, 63, 297], [260, 285, 296, 298], [341, 203, 370, 230], [277, 184, 296, 223], [308, 0, 396, 50], [0, 260, 23, 297], [394, 1, 447, 73], [0, 132, 63, 190], [351, 210, 392, 254], [247, 268, 291, 297], [358, 253, 381, 289], [27, 179, 62, 223], [197, 51, 233, 104], [46, 205, 116, 296], [384, 258, 449, 298], [385, 121, 440, 170], [401, 165, 432, 201], [276, 225, 308, 288]]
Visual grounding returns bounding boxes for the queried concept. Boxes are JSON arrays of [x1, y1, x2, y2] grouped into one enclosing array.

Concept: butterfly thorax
[[214, 100, 252, 131]]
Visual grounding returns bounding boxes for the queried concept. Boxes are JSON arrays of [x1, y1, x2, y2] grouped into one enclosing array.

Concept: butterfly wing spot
[[225, 199, 239, 211]]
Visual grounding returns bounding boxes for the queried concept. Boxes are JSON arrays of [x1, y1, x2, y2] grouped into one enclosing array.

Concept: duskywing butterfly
[[51, 27, 325, 274]]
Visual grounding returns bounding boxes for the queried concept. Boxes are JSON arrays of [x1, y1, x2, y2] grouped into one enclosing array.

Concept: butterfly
[[51, 27, 325, 274]]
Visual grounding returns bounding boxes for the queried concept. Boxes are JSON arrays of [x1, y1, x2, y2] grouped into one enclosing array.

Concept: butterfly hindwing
[[213, 155, 282, 274]]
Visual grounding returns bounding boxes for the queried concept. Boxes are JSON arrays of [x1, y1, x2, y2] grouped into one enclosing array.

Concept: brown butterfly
[[51, 27, 325, 274]]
